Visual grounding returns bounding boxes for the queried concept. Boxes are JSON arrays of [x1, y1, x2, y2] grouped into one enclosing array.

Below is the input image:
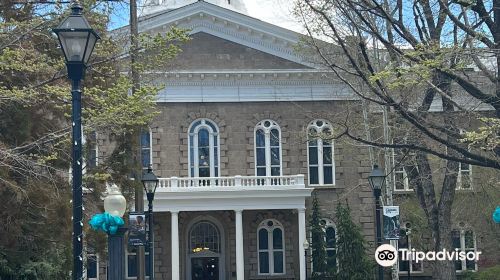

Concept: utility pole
[[129, 0, 146, 278]]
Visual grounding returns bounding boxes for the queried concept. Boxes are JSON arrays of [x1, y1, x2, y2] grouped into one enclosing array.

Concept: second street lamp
[[104, 185, 127, 280], [368, 164, 386, 280], [142, 166, 159, 280], [53, 3, 100, 279]]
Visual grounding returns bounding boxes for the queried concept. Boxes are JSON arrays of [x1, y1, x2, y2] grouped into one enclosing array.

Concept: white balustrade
[[157, 174, 305, 191]]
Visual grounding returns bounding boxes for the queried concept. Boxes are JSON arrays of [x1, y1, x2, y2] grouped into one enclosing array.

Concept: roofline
[[112, 1, 304, 43]]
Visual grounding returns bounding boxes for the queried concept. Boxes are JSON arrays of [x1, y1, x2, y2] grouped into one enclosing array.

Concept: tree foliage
[[334, 203, 372, 280], [295, 0, 500, 278], [309, 193, 328, 277], [0, 1, 188, 277]]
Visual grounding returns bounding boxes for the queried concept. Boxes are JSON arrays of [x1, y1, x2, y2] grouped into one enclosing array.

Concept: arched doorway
[[187, 220, 223, 280]]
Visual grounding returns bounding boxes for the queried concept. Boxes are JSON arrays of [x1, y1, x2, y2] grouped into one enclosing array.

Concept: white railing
[[157, 174, 305, 190]]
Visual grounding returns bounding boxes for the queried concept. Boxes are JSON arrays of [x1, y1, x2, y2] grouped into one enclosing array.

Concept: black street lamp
[[368, 164, 386, 280], [53, 3, 99, 280], [141, 166, 159, 280]]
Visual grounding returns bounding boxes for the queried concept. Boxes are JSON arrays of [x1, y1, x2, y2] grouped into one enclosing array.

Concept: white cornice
[[147, 188, 312, 212]]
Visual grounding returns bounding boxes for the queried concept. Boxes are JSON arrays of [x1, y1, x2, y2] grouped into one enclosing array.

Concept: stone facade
[[89, 1, 499, 279]]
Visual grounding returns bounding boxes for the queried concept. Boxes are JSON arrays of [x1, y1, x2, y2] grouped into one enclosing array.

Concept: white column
[[171, 211, 180, 280], [298, 208, 306, 280], [235, 210, 244, 280]]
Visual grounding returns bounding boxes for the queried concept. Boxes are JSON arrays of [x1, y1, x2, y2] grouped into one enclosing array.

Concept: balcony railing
[[157, 174, 305, 190]]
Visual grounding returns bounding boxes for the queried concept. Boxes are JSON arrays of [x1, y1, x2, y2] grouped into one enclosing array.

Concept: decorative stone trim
[[247, 210, 296, 278], [180, 111, 228, 176], [246, 113, 289, 176]]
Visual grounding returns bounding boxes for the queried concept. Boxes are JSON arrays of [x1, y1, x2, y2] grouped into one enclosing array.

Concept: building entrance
[[191, 257, 219, 280]]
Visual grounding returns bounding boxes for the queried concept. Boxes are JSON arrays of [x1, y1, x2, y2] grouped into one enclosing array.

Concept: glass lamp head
[[368, 164, 386, 191], [103, 184, 127, 217], [141, 166, 159, 195], [53, 2, 100, 64]]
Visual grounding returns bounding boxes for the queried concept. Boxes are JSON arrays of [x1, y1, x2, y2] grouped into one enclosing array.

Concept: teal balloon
[[89, 212, 125, 234], [493, 207, 500, 224]]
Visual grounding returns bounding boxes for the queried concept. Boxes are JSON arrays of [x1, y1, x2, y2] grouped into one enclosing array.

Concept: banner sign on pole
[[383, 206, 400, 240], [128, 212, 146, 246]]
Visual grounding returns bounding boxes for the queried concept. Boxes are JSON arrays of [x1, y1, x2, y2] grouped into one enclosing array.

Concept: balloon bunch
[[89, 212, 125, 235], [493, 207, 500, 224]]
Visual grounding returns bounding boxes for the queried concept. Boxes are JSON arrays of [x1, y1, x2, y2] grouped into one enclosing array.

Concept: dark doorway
[[191, 257, 219, 280]]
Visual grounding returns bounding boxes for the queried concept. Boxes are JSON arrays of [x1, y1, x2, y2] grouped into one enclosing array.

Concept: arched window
[[255, 120, 281, 176], [189, 119, 220, 177], [323, 219, 336, 268], [258, 219, 285, 275], [311, 219, 337, 271], [189, 221, 220, 254], [140, 128, 152, 169], [307, 120, 334, 185]]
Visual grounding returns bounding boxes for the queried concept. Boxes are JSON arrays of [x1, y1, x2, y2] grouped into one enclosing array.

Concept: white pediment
[[129, 1, 314, 67]]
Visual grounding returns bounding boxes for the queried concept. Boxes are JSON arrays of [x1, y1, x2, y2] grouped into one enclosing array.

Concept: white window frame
[[188, 119, 220, 177], [457, 162, 473, 190], [397, 232, 423, 274], [392, 149, 411, 191], [307, 120, 335, 186], [140, 128, 153, 169], [125, 251, 150, 279], [453, 229, 478, 272], [86, 253, 99, 280], [257, 219, 286, 276], [254, 120, 282, 176]]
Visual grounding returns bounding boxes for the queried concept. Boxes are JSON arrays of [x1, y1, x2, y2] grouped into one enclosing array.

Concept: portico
[[149, 174, 312, 280]]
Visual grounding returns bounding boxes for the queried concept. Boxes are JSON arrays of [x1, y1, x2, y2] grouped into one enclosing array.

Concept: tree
[[0, 1, 188, 277], [334, 203, 372, 280], [309, 193, 328, 278], [295, 0, 500, 278]]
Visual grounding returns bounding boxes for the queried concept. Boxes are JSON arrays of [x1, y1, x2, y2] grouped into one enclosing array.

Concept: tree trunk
[[431, 215, 456, 279]]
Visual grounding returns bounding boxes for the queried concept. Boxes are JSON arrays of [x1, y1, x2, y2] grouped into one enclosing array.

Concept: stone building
[[86, 1, 499, 279]]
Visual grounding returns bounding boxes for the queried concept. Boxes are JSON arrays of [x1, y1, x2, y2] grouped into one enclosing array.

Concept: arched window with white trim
[[140, 128, 152, 169], [189, 119, 220, 177], [255, 120, 282, 176], [307, 120, 335, 185], [257, 219, 285, 275]]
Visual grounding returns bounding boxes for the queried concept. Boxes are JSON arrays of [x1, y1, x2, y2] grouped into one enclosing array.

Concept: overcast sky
[[244, 0, 303, 32], [108, 0, 304, 32]]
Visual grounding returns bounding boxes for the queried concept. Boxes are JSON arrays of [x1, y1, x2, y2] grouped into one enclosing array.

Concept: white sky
[[244, 0, 304, 33]]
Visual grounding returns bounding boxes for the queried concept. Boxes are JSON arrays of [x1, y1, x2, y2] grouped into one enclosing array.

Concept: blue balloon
[[493, 207, 500, 224], [89, 212, 125, 235]]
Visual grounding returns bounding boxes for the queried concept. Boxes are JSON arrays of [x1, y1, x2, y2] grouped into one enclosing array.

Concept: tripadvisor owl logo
[[375, 244, 398, 267], [374, 244, 482, 267]]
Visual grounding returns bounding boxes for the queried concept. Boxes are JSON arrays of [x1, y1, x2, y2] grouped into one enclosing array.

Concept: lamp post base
[[108, 227, 128, 280]]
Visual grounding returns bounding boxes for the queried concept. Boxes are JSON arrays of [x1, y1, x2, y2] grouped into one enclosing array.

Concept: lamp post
[[404, 227, 412, 280], [141, 166, 159, 280], [368, 164, 386, 280], [303, 239, 309, 280], [104, 185, 127, 280], [53, 3, 99, 280]]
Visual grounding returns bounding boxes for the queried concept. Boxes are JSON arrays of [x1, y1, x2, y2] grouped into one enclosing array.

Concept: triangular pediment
[[167, 32, 311, 70], [118, 1, 316, 69]]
